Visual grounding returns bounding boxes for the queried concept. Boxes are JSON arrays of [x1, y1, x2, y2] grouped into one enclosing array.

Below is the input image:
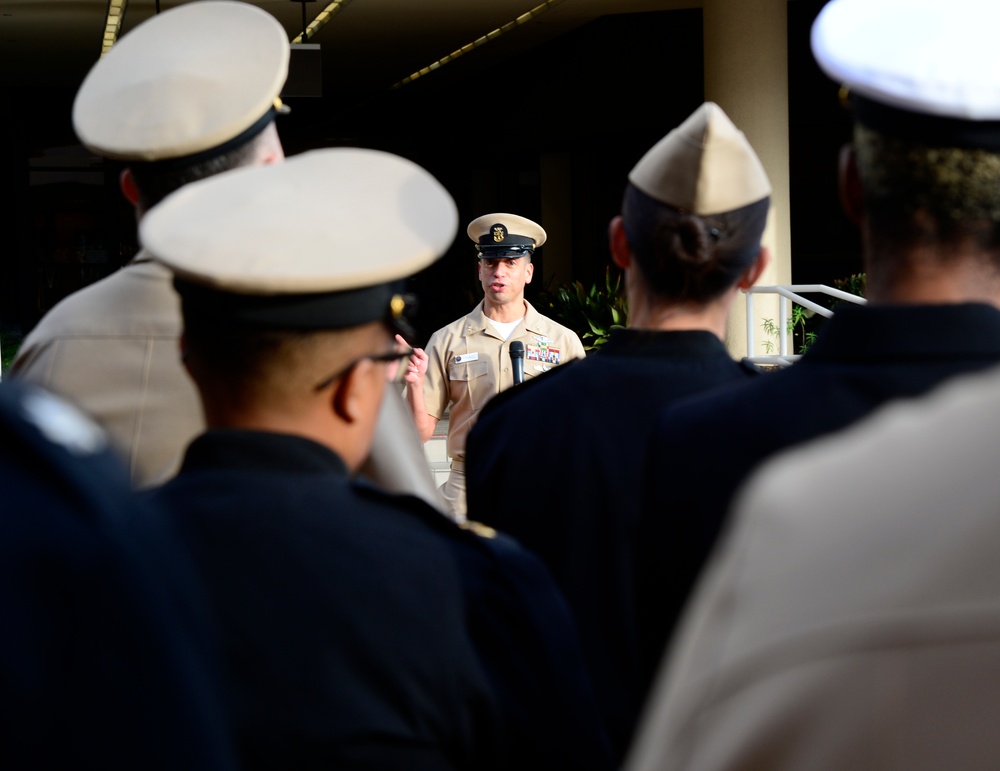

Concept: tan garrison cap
[[73, 0, 290, 162], [139, 148, 457, 330], [468, 213, 547, 257], [629, 102, 771, 216]]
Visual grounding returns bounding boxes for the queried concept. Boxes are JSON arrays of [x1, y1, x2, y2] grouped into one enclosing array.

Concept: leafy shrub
[[760, 272, 866, 356], [761, 304, 817, 355], [537, 267, 628, 351], [832, 272, 867, 299]]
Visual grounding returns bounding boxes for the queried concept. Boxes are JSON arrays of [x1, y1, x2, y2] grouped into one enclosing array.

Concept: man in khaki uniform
[[11, 1, 287, 488], [12, 0, 443, 508], [626, 0, 1000, 769], [403, 213, 585, 518]]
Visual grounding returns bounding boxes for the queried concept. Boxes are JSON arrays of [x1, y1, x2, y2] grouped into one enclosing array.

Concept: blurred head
[[125, 122, 284, 214], [72, 1, 290, 215], [812, 0, 1000, 290], [139, 148, 457, 468], [852, 125, 1000, 262]]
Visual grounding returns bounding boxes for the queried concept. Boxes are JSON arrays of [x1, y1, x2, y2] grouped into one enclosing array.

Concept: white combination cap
[[467, 213, 546, 256], [139, 148, 457, 330], [628, 102, 771, 216], [73, 0, 290, 162], [812, 0, 1000, 122]]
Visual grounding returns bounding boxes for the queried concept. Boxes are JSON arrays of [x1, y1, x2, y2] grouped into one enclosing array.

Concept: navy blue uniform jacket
[[465, 328, 759, 760], [0, 382, 236, 769], [150, 428, 613, 771], [638, 302, 1000, 677]]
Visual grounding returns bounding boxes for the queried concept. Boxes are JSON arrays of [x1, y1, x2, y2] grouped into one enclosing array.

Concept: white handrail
[[743, 284, 866, 366]]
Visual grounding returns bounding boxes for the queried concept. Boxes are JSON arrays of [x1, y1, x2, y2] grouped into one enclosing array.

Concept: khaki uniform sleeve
[[422, 329, 451, 421]]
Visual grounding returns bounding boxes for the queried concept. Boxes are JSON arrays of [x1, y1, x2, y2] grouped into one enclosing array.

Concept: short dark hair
[[621, 184, 769, 303], [181, 314, 362, 405], [855, 123, 1000, 263], [127, 130, 269, 211], [183, 319, 306, 393]]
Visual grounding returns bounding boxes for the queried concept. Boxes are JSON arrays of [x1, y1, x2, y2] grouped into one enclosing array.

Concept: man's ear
[[838, 143, 864, 226], [737, 246, 771, 290], [330, 360, 376, 424], [609, 215, 632, 270], [524, 259, 534, 285], [256, 123, 285, 166], [119, 168, 141, 207]]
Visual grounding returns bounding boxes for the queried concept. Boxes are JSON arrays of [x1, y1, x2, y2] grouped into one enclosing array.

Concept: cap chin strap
[[476, 247, 534, 259]]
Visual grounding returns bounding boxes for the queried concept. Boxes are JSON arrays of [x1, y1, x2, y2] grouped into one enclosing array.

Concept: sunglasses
[[313, 348, 413, 392]]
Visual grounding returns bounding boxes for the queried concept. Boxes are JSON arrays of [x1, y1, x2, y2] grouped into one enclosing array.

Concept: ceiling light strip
[[392, 0, 568, 89], [101, 0, 127, 56], [292, 0, 356, 44]]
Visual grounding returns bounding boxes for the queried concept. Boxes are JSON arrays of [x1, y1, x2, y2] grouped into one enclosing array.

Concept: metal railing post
[[741, 284, 867, 367]]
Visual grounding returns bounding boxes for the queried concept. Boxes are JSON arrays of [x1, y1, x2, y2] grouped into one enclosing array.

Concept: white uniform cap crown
[[467, 213, 547, 250], [140, 148, 457, 296], [73, 0, 290, 161], [628, 102, 771, 216], [811, 0, 1000, 121]]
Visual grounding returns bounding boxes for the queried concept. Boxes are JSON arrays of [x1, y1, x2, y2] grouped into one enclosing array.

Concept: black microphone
[[510, 340, 525, 385]]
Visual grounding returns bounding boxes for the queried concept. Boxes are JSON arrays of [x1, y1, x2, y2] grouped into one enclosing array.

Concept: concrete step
[[424, 412, 451, 486]]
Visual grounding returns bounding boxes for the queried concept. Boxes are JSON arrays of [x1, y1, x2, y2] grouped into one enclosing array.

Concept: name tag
[[454, 353, 479, 364]]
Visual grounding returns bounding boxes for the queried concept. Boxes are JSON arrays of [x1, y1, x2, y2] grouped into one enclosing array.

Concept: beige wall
[[704, 0, 792, 359]]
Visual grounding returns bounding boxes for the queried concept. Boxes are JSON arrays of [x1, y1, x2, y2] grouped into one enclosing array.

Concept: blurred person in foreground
[[0, 380, 235, 769], [10, 0, 443, 508], [627, 0, 1000, 769], [140, 148, 614, 770], [634, 0, 1000, 669], [464, 102, 771, 761], [10, 0, 288, 487]]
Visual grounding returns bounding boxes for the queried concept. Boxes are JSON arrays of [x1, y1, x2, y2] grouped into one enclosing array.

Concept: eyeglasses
[[313, 348, 413, 392]]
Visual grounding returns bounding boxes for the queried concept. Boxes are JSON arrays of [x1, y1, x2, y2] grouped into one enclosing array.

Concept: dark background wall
[[1, 2, 860, 349], [787, 0, 861, 286]]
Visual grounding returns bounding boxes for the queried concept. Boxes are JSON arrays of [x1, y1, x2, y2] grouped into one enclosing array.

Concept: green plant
[[537, 267, 629, 351], [759, 273, 866, 356], [761, 304, 817, 355], [832, 272, 867, 299]]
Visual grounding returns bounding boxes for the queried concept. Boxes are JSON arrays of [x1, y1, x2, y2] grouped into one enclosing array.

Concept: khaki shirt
[[627, 365, 1000, 771], [11, 254, 199, 488], [13, 252, 446, 506], [423, 299, 585, 464]]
